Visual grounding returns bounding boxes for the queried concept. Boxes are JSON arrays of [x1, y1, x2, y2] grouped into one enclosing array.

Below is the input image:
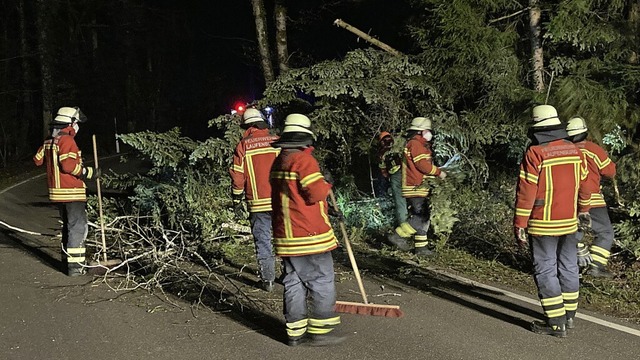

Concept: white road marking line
[[435, 268, 640, 337]]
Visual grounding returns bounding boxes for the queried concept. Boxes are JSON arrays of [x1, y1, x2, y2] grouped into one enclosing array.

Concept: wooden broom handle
[[92, 135, 108, 262], [328, 190, 368, 304]]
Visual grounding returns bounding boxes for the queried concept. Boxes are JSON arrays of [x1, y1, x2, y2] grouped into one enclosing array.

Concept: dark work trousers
[[282, 252, 340, 340], [59, 202, 88, 271], [389, 172, 407, 225], [575, 206, 614, 269], [407, 197, 430, 249], [530, 233, 580, 325], [249, 211, 275, 282]]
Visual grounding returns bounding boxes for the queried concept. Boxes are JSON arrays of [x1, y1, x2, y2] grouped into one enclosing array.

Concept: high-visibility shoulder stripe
[[245, 147, 280, 156], [300, 172, 323, 187], [231, 164, 244, 173], [541, 156, 582, 167]]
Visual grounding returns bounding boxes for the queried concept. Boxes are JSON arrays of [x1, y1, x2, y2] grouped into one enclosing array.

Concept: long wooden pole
[[329, 190, 368, 304], [92, 135, 108, 262], [333, 19, 401, 56]]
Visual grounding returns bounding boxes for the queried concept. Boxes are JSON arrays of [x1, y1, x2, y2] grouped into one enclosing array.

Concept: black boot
[[531, 321, 566, 338], [414, 246, 434, 257], [67, 264, 86, 277], [585, 265, 613, 279], [387, 232, 412, 251]]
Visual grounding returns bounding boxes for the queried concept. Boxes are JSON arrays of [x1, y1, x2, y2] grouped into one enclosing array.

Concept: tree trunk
[[629, 0, 639, 64], [250, 0, 275, 84], [275, 0, 289, 74], [18, 0, 35, 155], [528, 0, 545, 92], [36, 0, 54, 139]]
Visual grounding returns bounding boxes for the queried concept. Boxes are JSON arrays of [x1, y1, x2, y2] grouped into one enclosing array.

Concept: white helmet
[[241, 108, 265, 125], [566, 116, 588, 136], [531, 105, 561, 127], [54, 107, 85, 124], [282, 114, 314, 135], [407, 117, 432, 131]]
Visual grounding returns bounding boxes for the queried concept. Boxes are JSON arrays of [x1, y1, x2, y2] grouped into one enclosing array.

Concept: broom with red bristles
[[329, 190, 404, 318]]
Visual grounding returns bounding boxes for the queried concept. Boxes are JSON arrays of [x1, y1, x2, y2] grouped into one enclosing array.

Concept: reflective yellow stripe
[[282, 194, 293, 239], [71, 164, 83, 176], [590, 245, 610, 258], [515, 208, 531, 217], [271, 171, 298, 180], [540, 295, 564, 306], [519, 170, 539, 184], [396, 222, 416, 237], [413, 154, 431, 162], [562, 292, 579, 301], [300, 172, 323, 188], [232, 188, 244, 195], [286, 318, 308, 337], [231, 164, 244, 173], [541, 156, 582, 167], [309, 316, 340, 326], [528, 218, 578, 227], [527, 224, 578, 236], [67, 248, 85, 254], [545, 308, 566, 318]]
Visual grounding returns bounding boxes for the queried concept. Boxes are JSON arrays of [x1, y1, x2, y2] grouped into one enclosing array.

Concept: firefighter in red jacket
[[33, 107, 99, 276], [387, 117, 446, 256], [566, 116, 617, 278], [230, 108, 280, 291], [270, 114, 345, 347], [515, 105, 591, 337]]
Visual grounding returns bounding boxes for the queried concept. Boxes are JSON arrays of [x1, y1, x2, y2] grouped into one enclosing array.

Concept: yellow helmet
[[407, 117, 432, 131], [531, 105, 561, 127], [54, 107, 83, 124], [282, 114, 314, 135], [566, 116, 588, 136], [241, 108, 265, 125]]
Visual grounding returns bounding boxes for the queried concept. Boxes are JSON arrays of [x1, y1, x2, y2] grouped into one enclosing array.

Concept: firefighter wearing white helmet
[[566, 116, 617, 278], [387, 116, 446, 257], [33, 106, 98, 276], [230, 106, 279, 291], [270, 113, 345, 346], [514, 104, 591, 337]]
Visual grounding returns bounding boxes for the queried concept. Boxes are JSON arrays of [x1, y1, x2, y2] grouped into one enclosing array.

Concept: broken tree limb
[[333, 19, 402, 56]]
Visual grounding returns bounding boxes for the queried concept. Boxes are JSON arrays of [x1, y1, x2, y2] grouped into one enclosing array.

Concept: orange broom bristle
[[334, 301, 404, 318]]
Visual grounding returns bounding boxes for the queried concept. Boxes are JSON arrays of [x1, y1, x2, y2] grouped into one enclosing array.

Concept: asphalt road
[[1, 156, 639, 360]]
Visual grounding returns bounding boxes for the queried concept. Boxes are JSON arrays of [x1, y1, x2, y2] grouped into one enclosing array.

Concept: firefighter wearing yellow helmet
[[566, 116, 617, 278], [270, 114, 345, 346], [387, 116, 446, 256], [33, 106, 99, 276], [515, 105, 591, 337], [229, 107, 280, 291]]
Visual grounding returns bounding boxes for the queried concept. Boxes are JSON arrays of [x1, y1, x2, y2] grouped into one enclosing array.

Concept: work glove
[[327, 205, 345, 222], [578, 212, 592, 231], [232, 193, 245, 219], [82, 166, 101, 180], [514, 227, 528, 248], [438, 170, 447, 180], [577, 242, 593, 268]]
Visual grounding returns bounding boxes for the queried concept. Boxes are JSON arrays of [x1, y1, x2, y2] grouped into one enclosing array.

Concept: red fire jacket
[[229, 128, 280, 212], [401, 135, 441, 198], [33, 126, 88, 202], [514, 139, 591, 236], [574, 140, 616, 208], [270, 147, 338, 257]]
